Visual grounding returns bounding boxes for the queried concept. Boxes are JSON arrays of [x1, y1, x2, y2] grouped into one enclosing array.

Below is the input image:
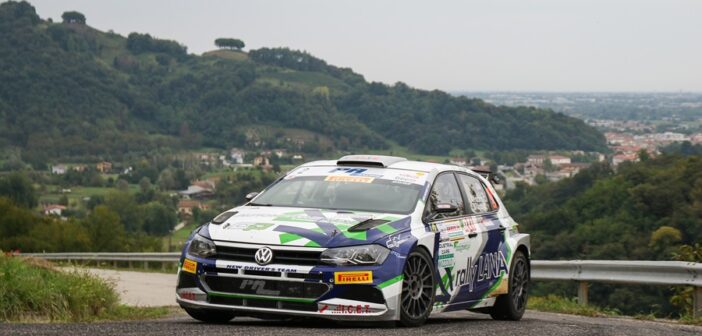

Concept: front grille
[[215, 245, 321, 266], [336, 285, 385, 304], [209, 296, 243, 306], [204, 275, 329, 299], [177, 272, 198, 288], [207, 296, 317, 312]]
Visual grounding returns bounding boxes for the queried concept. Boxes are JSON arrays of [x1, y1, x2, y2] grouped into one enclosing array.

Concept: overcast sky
[[26, 0, 702, 92]]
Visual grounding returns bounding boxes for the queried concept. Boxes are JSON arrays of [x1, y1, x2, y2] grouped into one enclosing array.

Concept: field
[[38, 184, 140, 208]]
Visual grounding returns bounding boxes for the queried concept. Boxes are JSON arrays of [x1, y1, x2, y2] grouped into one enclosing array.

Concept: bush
[[0, 256, 118, 321]]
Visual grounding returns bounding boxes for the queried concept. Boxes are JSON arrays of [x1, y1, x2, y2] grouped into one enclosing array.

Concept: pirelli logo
[[182, 259, 197, 274], [334, 271, 373, 284]]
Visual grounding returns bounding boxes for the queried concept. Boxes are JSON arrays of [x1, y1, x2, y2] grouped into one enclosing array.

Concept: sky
[[25, 0, 702, 92]]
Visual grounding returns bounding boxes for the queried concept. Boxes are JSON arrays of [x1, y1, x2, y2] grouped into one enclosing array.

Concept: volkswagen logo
[[254, 247, 273, 265]]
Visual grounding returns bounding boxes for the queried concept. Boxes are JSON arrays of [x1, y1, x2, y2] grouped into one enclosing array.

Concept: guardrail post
[[144, 261, 148, 269], [694, 286, 702, 319], [578, 281, 589, 305]]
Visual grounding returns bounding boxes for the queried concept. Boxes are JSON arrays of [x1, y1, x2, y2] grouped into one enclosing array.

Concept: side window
[[426, 173, 465, 219], [457, 174, 491, 214]]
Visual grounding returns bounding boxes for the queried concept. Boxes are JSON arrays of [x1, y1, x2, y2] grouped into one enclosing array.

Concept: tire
[[184, 307, 236, 323], [399, 248, 436, 327], [489, 250, 529, 321]]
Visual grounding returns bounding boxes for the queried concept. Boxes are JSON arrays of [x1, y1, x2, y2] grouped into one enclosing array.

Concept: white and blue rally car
[[176, 155, 530, 326]]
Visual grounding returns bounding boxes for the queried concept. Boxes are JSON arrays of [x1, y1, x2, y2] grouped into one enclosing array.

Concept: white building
[[549, 155, 571, 166], [51, 165, 67, 174]]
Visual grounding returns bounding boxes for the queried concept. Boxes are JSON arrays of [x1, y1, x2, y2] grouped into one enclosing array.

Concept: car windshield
[[251, 174, 424, 214]]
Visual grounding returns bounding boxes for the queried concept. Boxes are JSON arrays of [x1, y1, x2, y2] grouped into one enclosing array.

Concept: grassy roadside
[[528, 295, 702, 326], [528, 295, 619, 317], [0, 255, 171, 322]]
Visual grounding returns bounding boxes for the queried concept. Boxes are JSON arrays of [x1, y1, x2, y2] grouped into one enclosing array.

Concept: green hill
[[504, 154, 702, 316], [0, 1, 606, 165]]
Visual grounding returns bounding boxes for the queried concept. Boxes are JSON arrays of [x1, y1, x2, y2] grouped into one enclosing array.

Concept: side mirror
[[245, 192, 259, 201], [434, 203, 458, 213]]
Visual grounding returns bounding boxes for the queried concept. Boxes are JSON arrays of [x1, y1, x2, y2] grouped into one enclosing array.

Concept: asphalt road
[[2, 310, 700, 336], [72, 268, 177, 307], [11, 268, 695, 336]]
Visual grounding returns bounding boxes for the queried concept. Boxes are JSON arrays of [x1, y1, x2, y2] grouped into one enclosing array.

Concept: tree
[[104, 191, 141, 232], [82, 205, 125, 252], [0, 173, 37, 208], [61, 11, 85, 24], [214, 38, 245, 51], [141, 202, 176, 235]]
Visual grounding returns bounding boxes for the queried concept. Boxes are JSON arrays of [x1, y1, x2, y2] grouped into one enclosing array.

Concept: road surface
[[2, 311, 700, 336], [63, 267, 177, 307], [6, 268, 697, 336]]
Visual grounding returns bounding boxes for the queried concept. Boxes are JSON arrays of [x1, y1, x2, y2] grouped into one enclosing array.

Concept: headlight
[[320, 244, 390, 266], [188, 234, 216, 258]]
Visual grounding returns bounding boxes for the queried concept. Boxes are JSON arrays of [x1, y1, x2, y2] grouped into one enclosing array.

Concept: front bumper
[[175, 255, 405, 321]]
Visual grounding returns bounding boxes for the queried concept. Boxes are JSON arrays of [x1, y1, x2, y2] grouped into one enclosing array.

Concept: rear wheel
[[399, 249, 435, 327], [184, 307, 236, 323], [489, 250, 529, 321]]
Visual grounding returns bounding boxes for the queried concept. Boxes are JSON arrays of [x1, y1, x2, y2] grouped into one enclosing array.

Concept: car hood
[[206, 206, 411, 248]]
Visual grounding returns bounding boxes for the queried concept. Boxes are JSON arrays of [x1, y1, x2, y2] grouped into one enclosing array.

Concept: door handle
[[468, 233, 478, 238]]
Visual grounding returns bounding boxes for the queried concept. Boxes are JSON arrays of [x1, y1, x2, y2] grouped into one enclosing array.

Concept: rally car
[[176, 155, 530, 326]]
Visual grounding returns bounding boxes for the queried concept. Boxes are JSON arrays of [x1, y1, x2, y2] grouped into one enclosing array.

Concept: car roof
[[298, 155, 475, 175]]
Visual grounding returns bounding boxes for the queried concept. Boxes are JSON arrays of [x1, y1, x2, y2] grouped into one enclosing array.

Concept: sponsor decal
[[182, 258, 197, 274], [461, 217, 478, 235], [454, 251, 508, 292], [325, 175, 374, 183], [319, 304, 373, 314], [454, 240, 471, 252], [385, 234, 409, 249], [329, 167, 368, 176], [334, 271, 373, 284], [438, 241, 455, 267], [328, 167, 384, 178], [433, 220, 465, 242], [239, 279, 281, 296], [223, 264, 298, 273], [223, 222, 274, 231], [393, 172, 426, 184]]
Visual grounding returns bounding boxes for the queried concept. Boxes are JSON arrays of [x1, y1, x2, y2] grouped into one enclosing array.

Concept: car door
[[426, 172, 490, 309], [453, 173, 507, 303]]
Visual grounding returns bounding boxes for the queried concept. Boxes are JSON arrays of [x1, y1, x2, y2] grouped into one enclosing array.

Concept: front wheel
[[184, 307, 236, 323], [489, 250, 529, 320], [399, 248, 436, 327]]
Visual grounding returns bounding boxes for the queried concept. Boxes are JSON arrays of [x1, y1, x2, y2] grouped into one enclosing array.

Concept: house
[[527, 155, 545, 165], [548, 155, 571, 166], [177, 200, 209, 216], [253, 155, 270, 167], [43, 204, 66, 216], [523, 163, 543, 177], [612, 153, 638, 167], [230, 148, 245, 164], [96, 161, 112, 173], [179, 180, 216, 199], [51, 164, 67, 174], [72, 164, 87, 172], [273, 149, 287, 158], [449, 157, 467, 167], [292, 154, 304, 161]]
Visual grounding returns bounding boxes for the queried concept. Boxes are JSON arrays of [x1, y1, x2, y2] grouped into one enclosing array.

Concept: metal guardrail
[[19, 253, 702, 318], [531, 260, 702, 318]]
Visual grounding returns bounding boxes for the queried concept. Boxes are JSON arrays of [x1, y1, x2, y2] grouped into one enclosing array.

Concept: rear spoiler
[[470, 168, 501, 185]]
